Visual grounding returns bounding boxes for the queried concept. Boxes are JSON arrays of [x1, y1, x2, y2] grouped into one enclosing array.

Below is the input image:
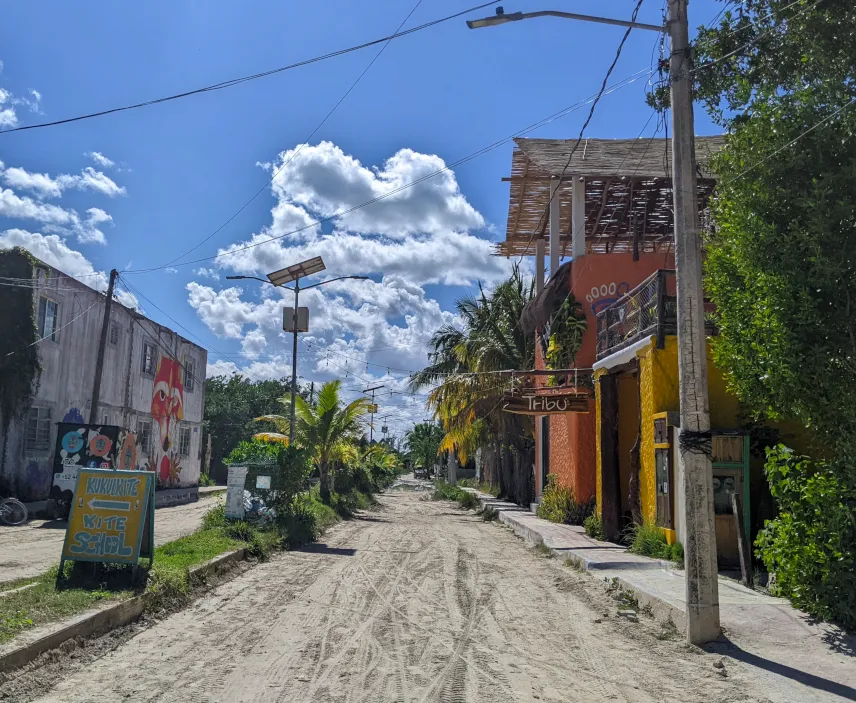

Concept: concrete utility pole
[[668, 0, 720, 644], [89, 268, 118, 425]]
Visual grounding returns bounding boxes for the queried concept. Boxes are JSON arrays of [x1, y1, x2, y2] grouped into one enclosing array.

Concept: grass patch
[[0, 478, 385, 646], [457, 491, 481, 511], [431, 481, 481, 511], [584, 513, 605, 541], [456, 478, 501, 497], [628, 523, 684, 566], [479, 506, 499, 522], [537, 474, 594, 526], [535, 543, 554, 558]]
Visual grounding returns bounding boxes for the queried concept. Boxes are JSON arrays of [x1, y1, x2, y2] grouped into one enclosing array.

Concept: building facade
[[0, 252, 207, 502]]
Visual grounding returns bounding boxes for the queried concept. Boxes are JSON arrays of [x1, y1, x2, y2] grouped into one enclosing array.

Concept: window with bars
[[141, 341, 157, 375], [184, 360, 195, 392], [179, 426, 192, 457], [38, 297, 59, 341], [26, 407, 52, 453], [109, 324, 120, 345], [138, 420, 152, 455]]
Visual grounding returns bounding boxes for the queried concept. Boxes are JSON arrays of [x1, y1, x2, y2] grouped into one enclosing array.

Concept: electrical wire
[[119, 64, 655, 275], [159, 0, 426, 271], [0, 299, 100, 366], [0, 1, 500, 136], [516, 0, 647, 265]]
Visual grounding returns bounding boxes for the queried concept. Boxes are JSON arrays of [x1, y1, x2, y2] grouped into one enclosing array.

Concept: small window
[[26, 407, 52, 453], [179, 426, 192, 457], [109, 324, 120, 346], [38, 297, 59, 341], [142, 341, 157, 375], [184, 360, 195, 392], [138, 420, 152, 455]]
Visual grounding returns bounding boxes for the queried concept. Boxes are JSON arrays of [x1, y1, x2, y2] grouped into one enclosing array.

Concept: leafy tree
[[404, 422, 444, 474], [410, 266, 537, 504], [204, 376, 308, 480], [685, 0, 856, 454], [685, 0, 856, 625], [254, 380, 370, 504]]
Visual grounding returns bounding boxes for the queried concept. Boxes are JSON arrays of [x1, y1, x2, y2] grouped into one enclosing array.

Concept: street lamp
[[227, 257, 369, 444], [465, 7, 663, 33]]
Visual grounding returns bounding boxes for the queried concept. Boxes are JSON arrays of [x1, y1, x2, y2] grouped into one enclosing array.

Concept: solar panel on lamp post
[[226, 257, 369, 444]]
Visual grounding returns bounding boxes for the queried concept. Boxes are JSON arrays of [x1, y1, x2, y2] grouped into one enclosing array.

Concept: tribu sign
[[503, 391, 589, 415]]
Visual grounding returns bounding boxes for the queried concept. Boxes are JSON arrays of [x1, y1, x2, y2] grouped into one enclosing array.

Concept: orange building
[[498, 136, 724, 506]]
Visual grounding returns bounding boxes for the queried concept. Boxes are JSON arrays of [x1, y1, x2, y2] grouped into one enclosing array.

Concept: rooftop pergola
[[498, 136, 725, 257]]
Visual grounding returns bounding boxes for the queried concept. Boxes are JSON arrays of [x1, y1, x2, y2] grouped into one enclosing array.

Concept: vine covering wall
[[0, 247, 42, 482]]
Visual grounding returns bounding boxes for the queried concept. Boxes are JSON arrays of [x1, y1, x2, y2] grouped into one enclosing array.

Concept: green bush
[[432, 480, 466, 502], [457, 491, 481, 511], [628, 522, 684, 566], [584, 513, 605, 541], [756, 445, 856, 628], [537, 474, 594, 525], [199, 473, 216, 487]]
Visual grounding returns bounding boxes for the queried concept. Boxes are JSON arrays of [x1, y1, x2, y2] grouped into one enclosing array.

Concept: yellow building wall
[[637, 336, 743, 526]]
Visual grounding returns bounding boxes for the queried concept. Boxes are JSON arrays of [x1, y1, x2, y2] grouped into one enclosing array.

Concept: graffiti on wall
[[62, 407, 85, 424], [147, 357, 184, 486], [585, 281, 630, 316]]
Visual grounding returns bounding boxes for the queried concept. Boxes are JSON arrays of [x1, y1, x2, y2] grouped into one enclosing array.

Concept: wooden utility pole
[[89, 268, 118, 425], [668, 0, 720, 644], [363, 384, 384, 442]]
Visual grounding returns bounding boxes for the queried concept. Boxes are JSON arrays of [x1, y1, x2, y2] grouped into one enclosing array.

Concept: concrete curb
[[467, 490, 687, 630], [0, 548, 247, 674]]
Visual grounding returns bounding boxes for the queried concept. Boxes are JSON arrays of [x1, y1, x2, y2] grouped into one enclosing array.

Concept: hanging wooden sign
[[503, 391, 590, 415]]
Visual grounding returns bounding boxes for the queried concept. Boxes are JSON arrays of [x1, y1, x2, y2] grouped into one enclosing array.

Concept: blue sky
[[0, 0, 724, 435]]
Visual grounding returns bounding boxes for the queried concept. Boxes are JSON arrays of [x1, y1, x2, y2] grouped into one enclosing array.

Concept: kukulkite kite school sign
[[59, 468, 155, 574]]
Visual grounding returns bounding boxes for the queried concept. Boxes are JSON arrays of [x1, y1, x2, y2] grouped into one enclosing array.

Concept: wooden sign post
[[503, 391, 589, 415]]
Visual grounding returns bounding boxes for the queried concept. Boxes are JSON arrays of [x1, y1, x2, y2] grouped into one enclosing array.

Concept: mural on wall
[[51, 424, 122, 501], [118, 431, 138, 470], [62, 407, 85, 424], [148, 357, 184, 486], [585, 281, 631, 316]]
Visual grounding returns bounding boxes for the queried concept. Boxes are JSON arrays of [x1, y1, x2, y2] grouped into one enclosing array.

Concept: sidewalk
[[466, 489, 856, 703]]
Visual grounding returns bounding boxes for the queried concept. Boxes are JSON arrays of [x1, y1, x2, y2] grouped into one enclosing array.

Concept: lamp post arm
[[468, 10, 664, 33]]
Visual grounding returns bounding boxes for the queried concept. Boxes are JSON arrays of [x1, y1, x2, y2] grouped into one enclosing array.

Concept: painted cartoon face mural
[[149, 358, 184, 485]]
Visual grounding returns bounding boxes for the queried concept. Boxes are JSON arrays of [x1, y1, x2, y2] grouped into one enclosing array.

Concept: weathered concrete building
[[0, 250, 207, 503]]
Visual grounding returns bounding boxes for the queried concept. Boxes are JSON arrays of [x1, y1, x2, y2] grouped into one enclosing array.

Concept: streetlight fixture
[[227, 258, 369, 444], [465, 6, 663, 33]]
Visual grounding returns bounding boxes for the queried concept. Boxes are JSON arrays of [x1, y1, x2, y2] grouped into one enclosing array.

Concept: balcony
[[595, 269, 716, 361]]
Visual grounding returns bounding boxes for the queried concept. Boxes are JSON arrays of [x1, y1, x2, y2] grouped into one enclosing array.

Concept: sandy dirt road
[[0, 494, 223, 583], [16, 487, 778, 703]]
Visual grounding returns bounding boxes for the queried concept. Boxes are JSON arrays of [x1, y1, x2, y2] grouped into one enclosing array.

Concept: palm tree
[[410, 266, 537, 502], [255, 380, 371, 503], [404, 422, 444, 475]]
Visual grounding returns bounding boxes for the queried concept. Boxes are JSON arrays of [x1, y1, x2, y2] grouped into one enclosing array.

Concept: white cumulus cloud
[[0, 228, 138, 307], [85, 152, 116, 169]]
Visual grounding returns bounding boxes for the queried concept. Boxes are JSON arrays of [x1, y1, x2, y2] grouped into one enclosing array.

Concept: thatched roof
[[498, 136, 725, 257]]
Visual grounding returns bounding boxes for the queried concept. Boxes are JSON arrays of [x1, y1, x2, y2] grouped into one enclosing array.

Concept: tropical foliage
[[204, 375, 307, 480], [254, 380, 371, 503], [685, 0, 856, 625], [0, 248, 41, 480], [404, 422, 444, 474], [410, 266, 537, 505], [756, 446, 856, 628], [545, 295, 587, 383]]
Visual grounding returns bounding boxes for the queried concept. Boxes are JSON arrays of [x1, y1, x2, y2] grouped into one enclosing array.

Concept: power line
[[516, 0, 647, 265], [0, 1, 500, 136], [0, 299, 100, 367], [120, 64, 654, 275], [159, 0, 426, 271]]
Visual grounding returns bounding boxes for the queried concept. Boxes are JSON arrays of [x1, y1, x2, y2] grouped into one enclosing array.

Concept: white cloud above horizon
[[0, 228, 138, 307], [186, 140, 514, 432]]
